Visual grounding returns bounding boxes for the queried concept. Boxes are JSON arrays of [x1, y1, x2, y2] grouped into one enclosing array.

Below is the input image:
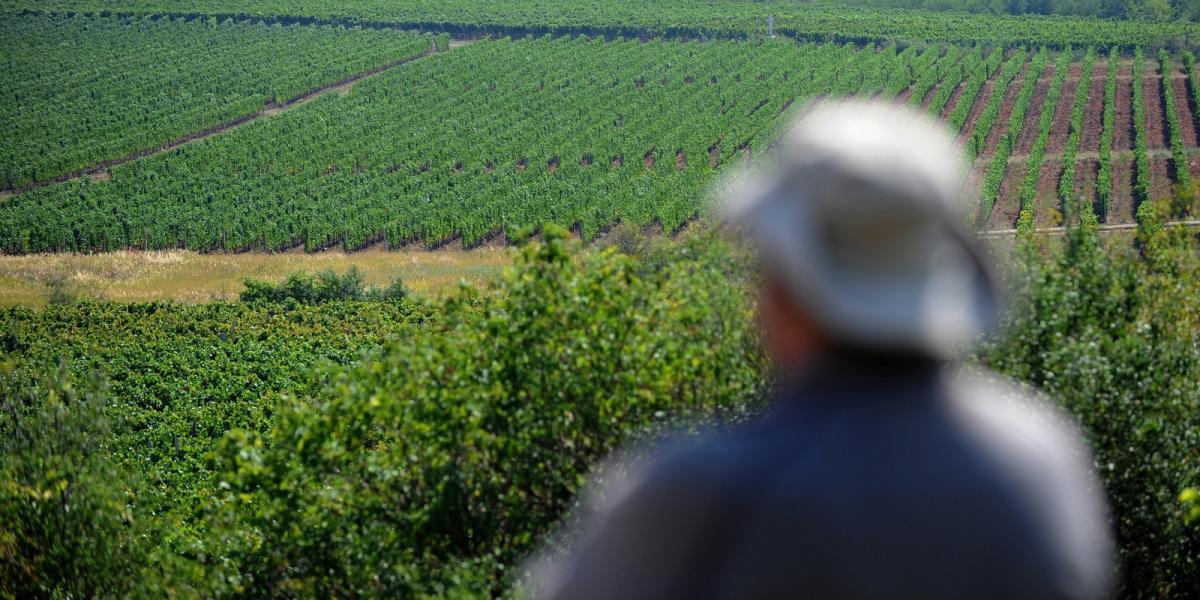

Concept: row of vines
[[0, 13, 433, 189], [1, 36, 981, 253], [4, 0, 1199, 47]]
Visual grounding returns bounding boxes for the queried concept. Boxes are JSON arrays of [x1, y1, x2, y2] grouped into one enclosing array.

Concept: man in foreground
[[532, 100, 1114, 598]]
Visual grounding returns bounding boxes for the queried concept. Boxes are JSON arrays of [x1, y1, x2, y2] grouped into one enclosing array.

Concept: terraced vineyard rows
[[0, 14, 433, 189], [4, 0, 1200, 48], [2, 12, 1199, 252], [2, 37, 964, 253]]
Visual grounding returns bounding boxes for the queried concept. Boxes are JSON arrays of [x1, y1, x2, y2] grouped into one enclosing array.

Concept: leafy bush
[[981, 210, 1200, 596], [3, 218, 1200, 597], [240, 267, 408, 304], [207, 225, 766, 595], [0, 363, 193, 597]]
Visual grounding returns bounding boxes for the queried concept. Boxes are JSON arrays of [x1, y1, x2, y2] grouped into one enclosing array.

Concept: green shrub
[[981, 213, 1200, 596], [240, 267, 408, 304], [207, 225, 766, 595], [0, 363, 192, 597]]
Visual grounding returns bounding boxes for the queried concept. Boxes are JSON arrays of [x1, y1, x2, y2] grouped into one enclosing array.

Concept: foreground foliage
[[2, 220, 1200, 596]]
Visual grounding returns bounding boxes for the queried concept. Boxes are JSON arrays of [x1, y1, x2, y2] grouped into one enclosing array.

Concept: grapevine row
[[5, 0, 1198, 48], [1018, 50, 1071, 214], [0, 13, 432, 189], [1132, 48, 1150, 206], [1098, 48, 1118, 215], [1160, 49, 1192, 188], [1058, 49, 1096, 220], [980, 47, 1047, 223], [965, 49, 1027, 160], [946, 48, 1004, 133], [3, 37, 935, 253]]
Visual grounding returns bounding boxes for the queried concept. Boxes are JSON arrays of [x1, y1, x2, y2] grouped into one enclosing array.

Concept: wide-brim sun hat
[[724, 99, 1001, 358]]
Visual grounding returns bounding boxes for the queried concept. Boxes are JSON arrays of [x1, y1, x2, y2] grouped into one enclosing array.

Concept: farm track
[[983, 62, 1031, 156], [977, 219, 1200, 238], [1114, 61, 1134, 151], [1079, 61, 1106, 152], [1033, 159, 1065, 227], [1075, 157, 1100, 219], [1142, 67, 1169, 149], [958, 72, 997, 144], [0, 45, 458, 198], [1046, 63, 1080, 154], [1015, 67, 1054, 155]]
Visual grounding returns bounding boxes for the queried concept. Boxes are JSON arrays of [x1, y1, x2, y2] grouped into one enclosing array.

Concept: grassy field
[[0, 246, 510, 305]]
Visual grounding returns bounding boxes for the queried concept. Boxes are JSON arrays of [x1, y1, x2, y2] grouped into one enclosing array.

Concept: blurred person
[[529, 100, 1114, 599]]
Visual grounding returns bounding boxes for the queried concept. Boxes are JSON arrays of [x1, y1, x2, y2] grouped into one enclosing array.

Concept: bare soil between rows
[[1015, 66, 1053, 155], [1079, 61, 1107, 153]]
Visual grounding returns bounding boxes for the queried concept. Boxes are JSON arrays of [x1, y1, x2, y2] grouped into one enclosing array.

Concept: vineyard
[[0, 14, 433, 189], [4, 0, 1200, 47], [2, 15, 1199, 252], [4, 3, 1200, 598]]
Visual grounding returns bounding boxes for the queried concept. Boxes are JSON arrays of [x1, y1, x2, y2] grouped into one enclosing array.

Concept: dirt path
[[1046, 63, 1080, 155], [1033, 159, 1065, 227], [983, 62, 1031, 157], [1015, 65, 1054, 155], [0, 43, 469, 197], [1110, 157, 1135, 223], [1074, 157, 1100, 221], [1143, 69, 1169, 150], [987, 161, 1023, 230], [1080, 60, 1107, 153], [1114, 61, 1134, 151], [958, 72, 998, 144], [940, 80, 968, 120]]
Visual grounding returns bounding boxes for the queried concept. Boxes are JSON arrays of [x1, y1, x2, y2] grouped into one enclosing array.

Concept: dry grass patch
[[0, 248, 511, 305]]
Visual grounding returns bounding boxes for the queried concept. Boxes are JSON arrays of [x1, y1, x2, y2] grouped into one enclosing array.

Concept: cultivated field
[[2, 3, 1200, 598], [2, 12, 1198, 254]]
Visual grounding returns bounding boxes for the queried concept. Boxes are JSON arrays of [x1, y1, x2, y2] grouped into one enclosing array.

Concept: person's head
[[726, 99, 1000, 370]]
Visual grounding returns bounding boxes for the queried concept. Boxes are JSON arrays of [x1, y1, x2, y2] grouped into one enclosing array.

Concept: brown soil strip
[[1114, 61, 1133, 151], [1080, 61, 1107, 153], [977, 219, 1200, 238], [940, 80, 968, 121], [986, 162, 1023, 229], [1143, 73, 1168, 149], [1033, 160, 1065, 227], [983, 62, 1031, 157], [957, 72, 998, 144], [1172, 72, 1199, 148], [1015, 64, 1053, 155], [1150, 157, 1172, 199], [1045, 63, 1081, 155], [1109, 157, 1135, 223], [2, 48, 442, 197], [1074, 157, 1100, 221]]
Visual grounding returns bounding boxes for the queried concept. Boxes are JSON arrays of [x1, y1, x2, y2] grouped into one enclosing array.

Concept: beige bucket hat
[[724, 99, 1001, 357]]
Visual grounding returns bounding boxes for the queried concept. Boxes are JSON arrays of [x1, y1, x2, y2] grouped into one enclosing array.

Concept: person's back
[[529, 100, 1114, 599], [536, 355, 1112, 599]]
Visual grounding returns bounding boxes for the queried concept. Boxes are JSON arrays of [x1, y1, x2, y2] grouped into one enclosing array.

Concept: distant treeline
[[834, 0, 1198, 22]]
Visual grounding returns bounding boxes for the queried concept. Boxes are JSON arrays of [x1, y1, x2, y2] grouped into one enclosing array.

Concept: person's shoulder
[[942, 367, 1089, 464]]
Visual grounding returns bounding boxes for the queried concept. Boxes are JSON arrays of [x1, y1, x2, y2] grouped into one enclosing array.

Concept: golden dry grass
[[0, 247, 511, 305]]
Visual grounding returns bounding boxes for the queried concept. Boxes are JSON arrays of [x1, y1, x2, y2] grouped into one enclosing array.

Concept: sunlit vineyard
[[5, 0, 1200, 47], [0, 14, 432, 189], [4, 3, 1200, 598], [1, 36, 980, 252], [3, 17, 1198, 253]]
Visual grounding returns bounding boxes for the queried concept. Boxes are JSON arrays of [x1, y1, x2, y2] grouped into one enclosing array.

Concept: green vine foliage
[[6, 213, 1200, 596]]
